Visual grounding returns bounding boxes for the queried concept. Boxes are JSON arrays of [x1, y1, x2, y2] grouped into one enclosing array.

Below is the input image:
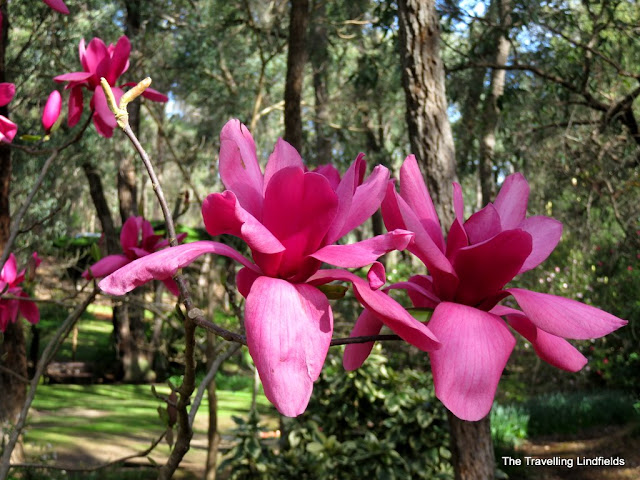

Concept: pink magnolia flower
[[54, 36, 168, 137], [0, 82, 17, 143], [42, 90, 62, 133], [83, 216, 185, 295], [344, 156, 627, 421], [42, 0, 69, 14], [99, 119, 440, 417], [1, 253, 41, 333]]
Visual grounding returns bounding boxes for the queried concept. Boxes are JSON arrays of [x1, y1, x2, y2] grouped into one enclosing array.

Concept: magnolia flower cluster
[[55, 36, 168, 137], [99, 120, 626, 420], [0, 253, 41, 333]]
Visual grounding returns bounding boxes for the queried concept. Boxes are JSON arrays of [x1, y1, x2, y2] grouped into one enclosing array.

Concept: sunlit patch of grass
[[26, 384, 276, 450]]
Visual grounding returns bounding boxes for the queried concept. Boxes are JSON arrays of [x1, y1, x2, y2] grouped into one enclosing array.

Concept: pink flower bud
[[42, 0, 69, 14], [42, 90, 62, 133]]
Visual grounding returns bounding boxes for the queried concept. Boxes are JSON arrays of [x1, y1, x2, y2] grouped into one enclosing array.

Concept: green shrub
[[525, 391, 639, 435], [491, 404, 529, 449]]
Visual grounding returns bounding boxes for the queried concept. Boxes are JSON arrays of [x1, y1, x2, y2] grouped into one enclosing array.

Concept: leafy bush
[[491, 404, 529, 449], [218, 351, 453, 479]]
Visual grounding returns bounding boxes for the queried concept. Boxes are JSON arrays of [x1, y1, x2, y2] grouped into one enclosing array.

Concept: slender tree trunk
[[397, 0, 458, 228], [283, 0, 309, 152], [82, 163, 119, 255], [478, 0, 512, 205], [310, 0, 331, 164], [398, 1, 494, 478], [0, 4, 26, 463]]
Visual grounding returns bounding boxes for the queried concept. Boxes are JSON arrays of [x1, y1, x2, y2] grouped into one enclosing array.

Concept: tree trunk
[[397, 0, 458, 228], [398, 1, 494, 478], [447, 412, 495, 480], [478, 0, 512, 205], [310, 0, 331, 164], [82, 163, 120, 255], [0, 7, 26, 463], [283, 0, 309, 152]]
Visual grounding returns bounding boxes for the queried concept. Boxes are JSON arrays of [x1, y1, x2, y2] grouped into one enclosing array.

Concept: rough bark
[[397, 0, 458, 228], [0, 5, 26, 463], [447, 411, 495, 480], [398, 1, 494, 478], [478, 0, 512, 205], [310, 0, 331, 164], [283, 0, 309, 152]]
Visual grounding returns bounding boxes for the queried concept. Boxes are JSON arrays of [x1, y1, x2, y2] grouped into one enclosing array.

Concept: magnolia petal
[[84, 37, 109, 77], [237, 266, 261, 298], [201, 191, 284, 257], [508, 288, 627, 339], [53, 71, 93, 83], [384, 185, 458, 300], [120, 216, 142, 252], [388, 277, 440, 309], [0, 83, 16, 107], [245, 277, 333, 417], [518, 216, 563, 273], [262, 168, 338, 278], [68, 87, 84, 127], [92, 86, 122, 130], [452, 182, 465, 223], [428, 302, 515, 421], [42, 0, 69, 14], [263, 138, 304, 193], [399, 155, 444, 250], [92, 111, 115, 138], [333, 164, 390, 242], [107, 36, 131, 85], [453, 229, 532, 306], [313, 164, 341, 190], [445, 218, 468, 262], [83, 254, 130, 280], [18, 294, 40, 325], [505, 312, 587, 372], [0, 115, 18, 143], [463, 203, 501, 245], [1, 253, 18, 284], [161, 278, 180, 296], [141, 87, 168, 102], [308, 269, 440, 352], [325, 153, 366, 243], [367, 262, 386, 290], [494, 173, 529, 230], [219, 119, 264, 218], [121, 83, 169, 102], [343, 309, 383, 371], [0, 307, 8, 333], [99, 241, 259, 296], [311, 229, 413, 269]]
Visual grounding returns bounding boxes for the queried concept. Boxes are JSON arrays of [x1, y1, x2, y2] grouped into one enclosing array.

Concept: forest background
[[0, 0, 638, 479]]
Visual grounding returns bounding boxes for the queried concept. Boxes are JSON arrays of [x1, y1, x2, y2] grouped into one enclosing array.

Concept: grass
[[27, 383, 274, 440], [17, 383, 275, 479]]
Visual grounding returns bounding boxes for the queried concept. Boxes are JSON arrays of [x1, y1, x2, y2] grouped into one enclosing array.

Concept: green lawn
[[27, 384, 274, 446]]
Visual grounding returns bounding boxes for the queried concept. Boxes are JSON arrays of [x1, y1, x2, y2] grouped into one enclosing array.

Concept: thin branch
[[0, 114, 93, 269], [188, 343, 242, 428]]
